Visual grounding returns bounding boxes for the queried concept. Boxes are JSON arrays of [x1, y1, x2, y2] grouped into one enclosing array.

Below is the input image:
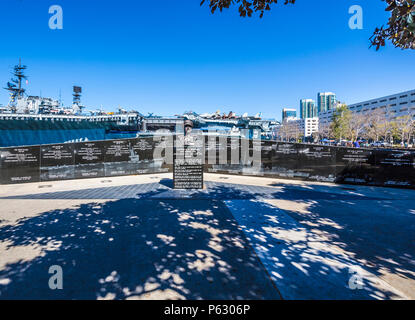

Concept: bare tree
[[394, 114, 414, 144], [366, 108, 389, 142], [348, 112, 367, 142], [314, 121, 332, 141], [277, 120, 302, 142], [410, 118, 415, 145], [276, 121, 290, 141], [323, 105, 414, 147]]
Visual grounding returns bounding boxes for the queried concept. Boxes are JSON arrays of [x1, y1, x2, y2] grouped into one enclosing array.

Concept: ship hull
[[0, 118, 139, 147]]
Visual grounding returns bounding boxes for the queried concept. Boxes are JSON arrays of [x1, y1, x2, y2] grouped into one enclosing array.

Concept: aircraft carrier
[[0, 60, 279, 147]]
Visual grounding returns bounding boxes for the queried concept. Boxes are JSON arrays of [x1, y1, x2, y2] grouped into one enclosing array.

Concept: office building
[[301, 117, 319, 137], [282, 108, 297, 122], [300, 99, 317, 119], [317, 92, 336, 114], [318, 89, 415, 127]]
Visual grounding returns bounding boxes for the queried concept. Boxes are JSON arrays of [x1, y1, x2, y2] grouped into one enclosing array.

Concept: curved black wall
[[1, 136, 414, 189]]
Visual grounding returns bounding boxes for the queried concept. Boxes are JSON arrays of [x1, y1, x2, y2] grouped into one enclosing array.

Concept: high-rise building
[[300, 99, 317, 119], [282, 108, 297, 121], [317, 92, 336, 114]]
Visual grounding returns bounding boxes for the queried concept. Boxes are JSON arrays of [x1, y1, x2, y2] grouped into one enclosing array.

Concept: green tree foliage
[[330, 104, 351, 141], [201, 0, 415, 50], [370, 0, 415, 50], [200, 0, 295, 18]]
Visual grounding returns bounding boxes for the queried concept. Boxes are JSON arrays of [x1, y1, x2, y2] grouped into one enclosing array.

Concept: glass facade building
[[300, 99, 317, 119], [282, 108, 297, 121], [317, 92, 336, 114]]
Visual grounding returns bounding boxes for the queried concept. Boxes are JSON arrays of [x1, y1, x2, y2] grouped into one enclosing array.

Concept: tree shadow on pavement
[[263, 196, 415, 299], [1, 180, 414, 300], [0, 198, 280, 300]]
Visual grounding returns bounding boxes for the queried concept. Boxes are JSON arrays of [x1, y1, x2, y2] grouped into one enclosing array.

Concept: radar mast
[[72, 86, 83, 114], [4, 58, 27, 110]]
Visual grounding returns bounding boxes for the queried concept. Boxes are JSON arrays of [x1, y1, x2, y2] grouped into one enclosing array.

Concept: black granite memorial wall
[[0, 137, 170, 184], [1, 136, 415, 189], [205, 139, 415, 188]]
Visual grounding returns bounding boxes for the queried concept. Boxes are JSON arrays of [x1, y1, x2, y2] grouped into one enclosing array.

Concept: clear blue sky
[[0, 0, 414, 120]]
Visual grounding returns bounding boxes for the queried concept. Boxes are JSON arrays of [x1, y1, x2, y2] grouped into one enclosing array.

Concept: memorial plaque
[[40, 143, 75, 181], [273, 142, 298, 168], [375, 149, 414, 167], [102, 139, 134, 177], [261, 142, 298, 179], [295, 144, 336, 181], [261, 140, 277, 171], [336, 147, 372, 166], [0, 146, 40, 184], [130, 138, 155, 161], [41, 143, 74, 166], [174, 162, 203, 189], [173, 135, 204, 189], [104, 139, 131, 163], [74, 141, 105, 179], [371, 149, 415, 186], [335, 147, 374, 185], [75, 141, 105, 164]]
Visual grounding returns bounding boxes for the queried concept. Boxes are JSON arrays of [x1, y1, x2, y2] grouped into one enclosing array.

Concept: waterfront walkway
[[0, 173, 414, 299]]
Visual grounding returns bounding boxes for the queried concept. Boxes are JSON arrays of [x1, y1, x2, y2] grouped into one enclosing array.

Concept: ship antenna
[[72, 86, 83, 114], [4, 58, 28, 110]]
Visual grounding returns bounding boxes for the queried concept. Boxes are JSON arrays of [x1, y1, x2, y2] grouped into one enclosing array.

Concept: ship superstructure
[[182, 110, 279, 139]]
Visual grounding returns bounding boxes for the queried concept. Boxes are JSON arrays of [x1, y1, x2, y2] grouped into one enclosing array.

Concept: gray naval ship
[[0, 60, 144, 147], [0, 60, 279, 147]]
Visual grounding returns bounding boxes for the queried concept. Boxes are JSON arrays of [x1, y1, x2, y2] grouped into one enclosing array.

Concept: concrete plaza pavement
[[0, 173, 414, 299]]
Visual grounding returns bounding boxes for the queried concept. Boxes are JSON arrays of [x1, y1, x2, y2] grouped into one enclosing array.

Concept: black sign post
[[174, 161, 204, 189], [173, 133, 204, 189]]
